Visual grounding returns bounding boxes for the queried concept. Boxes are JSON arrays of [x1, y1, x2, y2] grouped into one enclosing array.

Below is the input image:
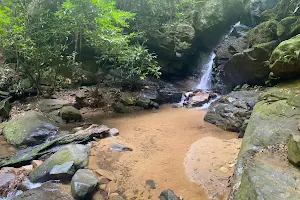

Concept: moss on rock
[[247, 20, 278, 46], [277, 16, 300, 41], [269, 34, 300, 78]]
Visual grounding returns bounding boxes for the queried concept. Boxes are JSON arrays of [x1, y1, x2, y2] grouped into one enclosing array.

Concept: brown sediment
[[88, 105, 241, 200]]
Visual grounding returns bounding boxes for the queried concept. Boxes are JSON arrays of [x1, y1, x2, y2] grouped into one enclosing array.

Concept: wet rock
[[29, 144, 89, 183], [0, 125, 109, 168], [231, 80, 300, 199], [61, 106, 82, 122], [288, 134, 300, 166], [188, 92, 210, 107], [139, 87, 160, 102], [39, 99, 72, 113], [112, 103, 133, 114], [0, 172, 17, 197], [270, 34, 300, 79], [3, 111, 58, 146], [110, 142, 132, 152], [71, 169, 98, 199], [13, 182, 73, 200], [205, 90, 262, 134], [136, 97, 159, 109], [145, 180, 156, 189], [75, 124, 110, 136], [158, 84, 182, 104], [159, 189, 180, 200], [0, 98, 11, 122]]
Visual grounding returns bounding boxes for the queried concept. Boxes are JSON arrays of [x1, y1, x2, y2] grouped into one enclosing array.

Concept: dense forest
[[0, 0, 300, 200]]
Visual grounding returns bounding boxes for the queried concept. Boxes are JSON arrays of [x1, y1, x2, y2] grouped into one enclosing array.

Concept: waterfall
[[196, 52, 216, 92], [196, 21, 241, 93]]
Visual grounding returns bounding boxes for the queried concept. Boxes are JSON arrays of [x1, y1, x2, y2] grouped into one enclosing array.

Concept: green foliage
[[0, 0, 160, 92]]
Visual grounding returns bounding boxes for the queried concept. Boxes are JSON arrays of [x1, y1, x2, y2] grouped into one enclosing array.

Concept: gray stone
[[39, 99, 72, 113], [287, 134, 300, 166], [49, 161, 76, 179], [159, 189, 180, 200], [13, 182, 73, 200], [61, 106, 82, 122], [71, 169, 98, 199], [29, 144, 89, 183]]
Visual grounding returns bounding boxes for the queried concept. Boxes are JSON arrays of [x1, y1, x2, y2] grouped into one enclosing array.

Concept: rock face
[[13, 182, 73, 200], [222, 41, 278, 90], [231, 80, 300, 199], [3, 111, 58, 146], [243, 0, 280, 25], [205, 90, 262, 136], [277, 16, 300, 41], [269, 34, 300, 79], [29, 144, 89, 182], [247, 20, 278, 46], [194, 0, 244, 48], [71, 169, 98, 199]]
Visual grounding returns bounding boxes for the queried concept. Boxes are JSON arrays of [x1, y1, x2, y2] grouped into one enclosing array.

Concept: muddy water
[[87, 105, 241, 200]]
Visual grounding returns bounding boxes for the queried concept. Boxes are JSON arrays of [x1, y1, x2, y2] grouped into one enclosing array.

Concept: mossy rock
[[0, 98, 11, 122], [261, 0, 299, 22], [61, 106, 82, 122], [39, 99, 72, 113], [287, 134, 300, 166], [3, 111, 58, 146], [247, 20, 278, 46], [29, 144, 89, 183], [277, 16, 300, 41], [232, 80, 300, 199], [269, 34, 300, 79], [121, 92, 136, 106]]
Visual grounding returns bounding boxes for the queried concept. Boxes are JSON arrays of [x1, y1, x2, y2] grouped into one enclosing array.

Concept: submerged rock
[[71, 169, 98, 199], [205, 90, 262, 135], [13, 182, 73, 200], [3, 111, 58, 146], [29, 144, 89, 183], [159, 189, 180, 200]]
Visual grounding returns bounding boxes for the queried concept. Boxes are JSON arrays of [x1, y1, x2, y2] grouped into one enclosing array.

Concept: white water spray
[[196, 52, 216, 92]]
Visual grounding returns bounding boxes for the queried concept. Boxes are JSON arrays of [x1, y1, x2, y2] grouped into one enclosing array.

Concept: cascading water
[[196, 52, 216, 92]]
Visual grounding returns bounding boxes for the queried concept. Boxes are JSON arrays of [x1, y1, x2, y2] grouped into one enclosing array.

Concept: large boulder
[[13, 182, 73, 200], [237, 145, 300, 200], [243, 0, 280, 25], [29, 144, 89, 183], [247, 20, 278, 46], [231, 80, 300, 199], [60, 106, 82, 122], [3, 111, 58, 146], [269, 34, 300, 79], [39, 99, 72, 113], [222, 41, 278, 90], [205, 90, 262, 136], [277, 16, 300, 41], [71, 169, 98, 199]]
